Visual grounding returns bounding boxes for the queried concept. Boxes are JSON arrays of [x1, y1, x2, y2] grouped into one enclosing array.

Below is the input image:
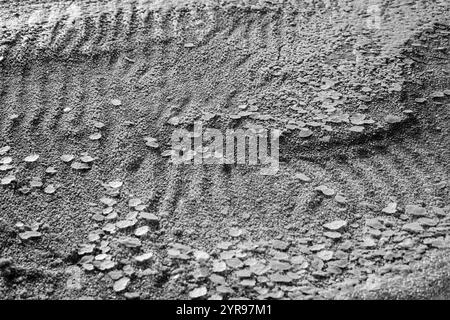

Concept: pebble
[[291, 255, 306, 265], [365, 218, 384, 230], [269, 273, 292, 283], [315, 185, 335, 197], [78, 244, 95, 255], [323, 220, 347, 231], [117, 237, 142, 248], [385, 115, 402, 124], [61, 154, 75, 163], [324, 231, 342, 239], [382, 202, 397, 214], [317, 250, 334, 261], [405, 205, 427, 217], [335, 194, 347, 204], [189, 287, 207, 299], [44, 185, 56, 194], [128, 198, 142, 208], [416, 218, 438, 227], [402, 222, 424, 233], [110, 99, 122, 106], [108, 270, 123, 281], [135, 226, 150, 237], [139, 212, 159, 223], [98, 260, 115, 271], [71, 162, 90, 170], [212, 261, 227, 273], [226, 258, 244, 269], [269, 260, 291, 271], [361, 237, 377, 249], [24, 154, 39, 163], [194, 250, 210, 262], [116, 220, 136, 230], [19, 231, 42, 240], [113, 277, 130, 292], [295, 173, 311, 182], [272, 240, 289, 251], [229, 228, 243, 237], [124, 292, 140, 300], [134, 252, 153, 263]]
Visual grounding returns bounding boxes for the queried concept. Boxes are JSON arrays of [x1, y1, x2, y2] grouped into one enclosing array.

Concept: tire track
[[62, 14, 93, 56], [0, 65, 12, 137], [0, 0, 448, 300], [32, 64, 51, 140], [90, 11, 110, 53], [17, 64, 39, 148], [42, 62, 65, 141]]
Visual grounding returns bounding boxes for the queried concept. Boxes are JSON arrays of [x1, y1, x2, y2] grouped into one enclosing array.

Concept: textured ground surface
[[0, 0, 449, 300]]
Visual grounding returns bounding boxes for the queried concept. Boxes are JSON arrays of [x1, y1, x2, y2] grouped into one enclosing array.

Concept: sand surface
[[0, 0, 449, 299]]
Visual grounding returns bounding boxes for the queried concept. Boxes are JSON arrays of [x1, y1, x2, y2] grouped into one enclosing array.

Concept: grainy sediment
[[0, 0, 449, 300]]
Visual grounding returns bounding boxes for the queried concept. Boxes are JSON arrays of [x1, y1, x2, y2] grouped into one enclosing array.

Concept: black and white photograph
[[0, 0, 449, 309]]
